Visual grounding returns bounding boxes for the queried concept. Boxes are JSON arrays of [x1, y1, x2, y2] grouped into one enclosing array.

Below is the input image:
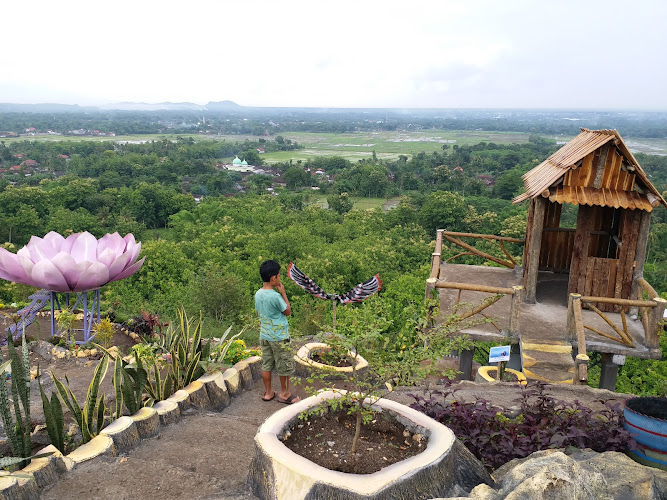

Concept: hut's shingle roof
[[513, 128, 667, 210]]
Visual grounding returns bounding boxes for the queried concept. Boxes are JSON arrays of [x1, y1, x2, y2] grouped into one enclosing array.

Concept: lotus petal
[[34, 237, 59, 261], [97, 248, 117, 268], [31, 260, 70, 292], [127, 240, 141, 265], [109, 257, 145, 283], [0, 249, 31, 283], [51, 252, 79, 289], [43, 231, 66, 252], [97, 232, 125, 258], [65, 261, 94, 290], [61, 233, 78, 255], [17, 249, 36, 282], [73, 262, 110, 292], [26, 236, 46, 263], [70, 232, 98, 263], [107, 252, 131, 280]]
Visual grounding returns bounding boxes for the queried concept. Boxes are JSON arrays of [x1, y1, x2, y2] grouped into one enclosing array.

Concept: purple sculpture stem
[[50, 289, 101, 344]]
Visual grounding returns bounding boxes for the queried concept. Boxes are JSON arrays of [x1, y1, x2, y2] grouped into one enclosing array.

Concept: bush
[[409, 381, 636, 471]]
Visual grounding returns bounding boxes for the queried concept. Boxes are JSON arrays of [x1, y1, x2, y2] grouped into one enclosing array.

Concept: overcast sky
[[2, 0, 665, 109]]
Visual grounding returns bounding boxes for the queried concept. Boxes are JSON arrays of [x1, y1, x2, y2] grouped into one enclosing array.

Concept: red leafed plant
[[409, 381, 637, 471]]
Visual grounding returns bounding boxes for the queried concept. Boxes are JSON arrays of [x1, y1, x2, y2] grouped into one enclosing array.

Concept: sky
[[2, 0, 665, 109]]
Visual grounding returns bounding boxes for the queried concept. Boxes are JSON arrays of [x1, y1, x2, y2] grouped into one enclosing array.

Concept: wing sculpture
[[287, 262, 331, 300], [337, 274, 382, 304], [287, 262, 381, 304]]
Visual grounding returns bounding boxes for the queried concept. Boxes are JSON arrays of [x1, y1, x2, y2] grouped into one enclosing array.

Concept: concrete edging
[[0, 356, 262, 498], [294, 342, 368, 380], [248, 390, 492, 499]]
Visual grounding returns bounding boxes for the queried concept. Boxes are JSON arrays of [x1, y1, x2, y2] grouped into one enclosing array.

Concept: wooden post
[[646, 297, 666, 350], [566, 293, 579, 341], [599, 353, 618, 391], [425, 278, 437, 328], [525, 197, 546, 303], [574, 353, 589, 385], [572, 295, 587, 366], [630, 210, 652, 314], [508, 285, 523, 337], [459, 348, 474, 381]]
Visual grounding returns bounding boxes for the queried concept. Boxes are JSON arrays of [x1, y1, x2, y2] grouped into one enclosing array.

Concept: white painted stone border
[[249, 390, 465, 499], [0, 356, 263, 498], [294, 342, 368, 378]]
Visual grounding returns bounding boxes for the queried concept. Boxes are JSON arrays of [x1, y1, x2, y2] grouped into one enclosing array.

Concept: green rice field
[[5, 130, 667, 159]]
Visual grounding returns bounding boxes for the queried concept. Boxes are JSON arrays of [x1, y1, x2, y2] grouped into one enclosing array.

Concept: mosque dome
[[232, 156, 242, 165], [241, 159, 248, 166]]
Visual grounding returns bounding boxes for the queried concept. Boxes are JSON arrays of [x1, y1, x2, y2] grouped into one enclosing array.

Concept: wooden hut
[[514, 128, 667, 307]]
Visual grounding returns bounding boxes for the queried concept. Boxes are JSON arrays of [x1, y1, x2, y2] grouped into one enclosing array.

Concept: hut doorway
[[533, 201, 576, 305]]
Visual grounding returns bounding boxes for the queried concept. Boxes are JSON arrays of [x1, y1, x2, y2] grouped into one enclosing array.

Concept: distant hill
[[206, 100, 241, 110]]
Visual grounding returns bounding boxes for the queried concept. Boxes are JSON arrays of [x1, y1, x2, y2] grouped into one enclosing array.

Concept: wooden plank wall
[[563, 144, 635, 191], [569, 207, 642, 311]]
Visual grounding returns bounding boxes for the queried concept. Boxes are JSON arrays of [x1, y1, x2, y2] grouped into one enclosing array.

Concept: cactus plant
[[0, 331, 33, 468]]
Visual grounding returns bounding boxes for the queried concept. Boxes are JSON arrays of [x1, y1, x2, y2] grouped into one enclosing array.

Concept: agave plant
[[51, 356, 110, 444], [0, 231, 144, 292]]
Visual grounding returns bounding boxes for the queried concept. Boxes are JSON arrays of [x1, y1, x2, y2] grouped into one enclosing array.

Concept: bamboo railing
[[636, 277, 666, 350], [425, 277, 524, 336], [567, 276, 666, 358], [441, 231, 525, 269]]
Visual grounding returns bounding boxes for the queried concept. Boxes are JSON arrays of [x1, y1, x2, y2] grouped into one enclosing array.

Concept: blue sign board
[[489, 345, 511, 363]]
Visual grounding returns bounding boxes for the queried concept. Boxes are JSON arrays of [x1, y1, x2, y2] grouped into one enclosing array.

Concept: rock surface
[[439, 448, 667, 500]]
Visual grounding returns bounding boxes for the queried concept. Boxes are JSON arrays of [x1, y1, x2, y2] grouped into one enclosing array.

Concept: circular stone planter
[[624, 396, 667, 471], [474, 366, 527, 385], [294, 342, 368, 380], [247, 390, 492, 499]]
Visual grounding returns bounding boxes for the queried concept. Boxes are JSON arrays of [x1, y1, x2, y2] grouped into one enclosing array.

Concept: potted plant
[[624, 396, 667, 470], [248, 298, 493, 498], [293, 341, 368, 380]]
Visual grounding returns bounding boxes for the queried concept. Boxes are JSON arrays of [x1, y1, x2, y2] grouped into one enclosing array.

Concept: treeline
[[3, 109, 667, 138]]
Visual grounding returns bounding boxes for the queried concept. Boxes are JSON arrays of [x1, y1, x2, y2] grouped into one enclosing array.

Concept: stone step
[[521, 339, 575, 384]]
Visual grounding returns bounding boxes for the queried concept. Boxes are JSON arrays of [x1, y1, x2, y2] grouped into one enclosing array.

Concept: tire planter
[[294, 342, 368, 381], [247, 390, 492, 499], [474, 366, 527, 385], [623, 396, 667, 471]]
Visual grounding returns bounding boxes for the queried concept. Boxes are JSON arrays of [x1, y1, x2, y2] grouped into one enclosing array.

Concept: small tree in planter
[[300, 296, 474, 456]]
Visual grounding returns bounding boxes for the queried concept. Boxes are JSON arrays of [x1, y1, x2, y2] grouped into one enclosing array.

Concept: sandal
[[262, 391, 276, 402], [277, 394, 300, 404]]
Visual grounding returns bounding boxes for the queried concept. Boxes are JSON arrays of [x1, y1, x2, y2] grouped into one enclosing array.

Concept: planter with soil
[[247, 390, 492, 499], [474, 366, 527, 385], [624, 396, 667, 471], [294, 342, 368, 381]]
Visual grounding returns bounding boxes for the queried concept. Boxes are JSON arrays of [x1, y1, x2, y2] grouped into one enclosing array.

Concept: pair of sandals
[[262, 391, 299, 404]]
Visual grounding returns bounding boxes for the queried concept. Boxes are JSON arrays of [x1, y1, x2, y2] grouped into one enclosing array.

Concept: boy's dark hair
[[260, 260, 281, 282]]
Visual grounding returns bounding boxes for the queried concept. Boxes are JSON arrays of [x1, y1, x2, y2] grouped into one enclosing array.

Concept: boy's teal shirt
[[255, 288, 289, 341]]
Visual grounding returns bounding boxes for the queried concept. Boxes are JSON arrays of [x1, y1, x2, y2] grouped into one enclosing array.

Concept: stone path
[[40, 382, 284, 500]]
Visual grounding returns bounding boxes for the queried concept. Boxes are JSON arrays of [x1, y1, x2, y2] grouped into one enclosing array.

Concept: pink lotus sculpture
[[0, 231, 145, 293]]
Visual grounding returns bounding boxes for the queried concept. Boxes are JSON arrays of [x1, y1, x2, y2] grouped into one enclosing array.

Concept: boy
[[255, 260, 300, 404]]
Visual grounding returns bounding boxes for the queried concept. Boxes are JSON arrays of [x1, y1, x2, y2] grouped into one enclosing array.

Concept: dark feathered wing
[[287, 262, 331, 300], [337, 274, 382, 304]]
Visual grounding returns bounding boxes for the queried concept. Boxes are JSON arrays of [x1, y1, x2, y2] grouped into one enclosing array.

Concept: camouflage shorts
[[260, 339, 294, 377]]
